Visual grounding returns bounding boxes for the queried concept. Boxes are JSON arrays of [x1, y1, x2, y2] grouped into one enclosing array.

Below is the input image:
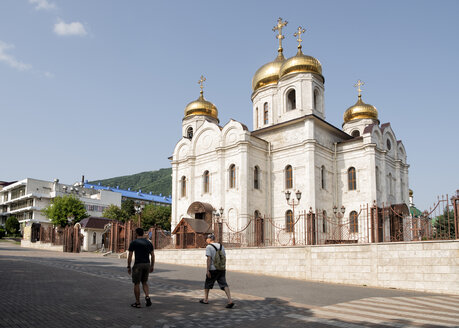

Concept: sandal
[[225, 303, 234, 308], [131, 302, 141, 308], [145, 296, 152, 307], [199, 299, 209, 304]]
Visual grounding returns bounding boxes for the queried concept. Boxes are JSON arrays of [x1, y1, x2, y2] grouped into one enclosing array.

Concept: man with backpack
[[199, 233, 234, 308]]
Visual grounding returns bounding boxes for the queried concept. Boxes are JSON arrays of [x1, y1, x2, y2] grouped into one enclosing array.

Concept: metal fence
[[213, 194, 458, 247]]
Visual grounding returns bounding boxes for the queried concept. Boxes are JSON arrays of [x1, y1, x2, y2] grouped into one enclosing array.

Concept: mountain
[[89, 168, 172, 197]]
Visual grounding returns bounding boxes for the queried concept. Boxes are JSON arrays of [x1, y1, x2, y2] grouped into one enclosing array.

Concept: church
[[170, 19, 409, 247]]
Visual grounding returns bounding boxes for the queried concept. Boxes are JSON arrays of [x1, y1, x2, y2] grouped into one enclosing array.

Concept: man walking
[[200, 233, 234, 308], [127, 228, 154, 308]]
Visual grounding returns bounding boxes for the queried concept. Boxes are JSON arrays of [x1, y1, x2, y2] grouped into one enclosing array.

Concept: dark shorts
[[204, 270, 228, 290], [132, 263, 150, 284]]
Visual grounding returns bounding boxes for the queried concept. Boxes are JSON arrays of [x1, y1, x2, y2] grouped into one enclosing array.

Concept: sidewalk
[[0, 242, 456, 328]]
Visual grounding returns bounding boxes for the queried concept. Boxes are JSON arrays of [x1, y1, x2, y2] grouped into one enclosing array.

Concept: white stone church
[[170, 20, 409, 246]]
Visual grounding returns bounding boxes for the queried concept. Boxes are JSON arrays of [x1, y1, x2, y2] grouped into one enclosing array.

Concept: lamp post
[[135, 205, 142, 227], [333, 205, 346, 240], [213, 207, 224, 242], [285, 190, 301, 245]]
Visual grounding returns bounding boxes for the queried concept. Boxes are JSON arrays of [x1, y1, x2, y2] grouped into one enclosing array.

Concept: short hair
[[207, 233, 215, 240], [135, 228, 144, 236]]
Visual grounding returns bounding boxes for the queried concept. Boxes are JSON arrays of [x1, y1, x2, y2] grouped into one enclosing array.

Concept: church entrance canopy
[[187, 201, 214, 224]]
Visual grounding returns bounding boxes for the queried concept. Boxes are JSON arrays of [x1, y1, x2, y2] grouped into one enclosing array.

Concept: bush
[[5, 217, 19, 235], [0, 226, 5, 239]]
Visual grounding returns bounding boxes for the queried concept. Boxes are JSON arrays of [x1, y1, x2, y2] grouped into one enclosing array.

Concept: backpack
[[210, 243, 226, 270]]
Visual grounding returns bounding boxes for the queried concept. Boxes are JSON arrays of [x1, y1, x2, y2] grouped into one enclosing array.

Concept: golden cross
[[354, 80, 365, 97], [198, 75, 206, 96], [294, 26, 306, 49], [272, 17, 288, 52]]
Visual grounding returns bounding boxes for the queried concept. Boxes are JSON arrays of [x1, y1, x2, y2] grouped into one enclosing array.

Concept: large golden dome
[[343, 95, 379, 123], [279, 48, 323, 80], [252, 53, 286, 92], [184, 92, 218, 121]]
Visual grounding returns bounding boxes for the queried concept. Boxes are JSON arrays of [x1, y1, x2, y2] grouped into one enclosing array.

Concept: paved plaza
[[0, 241, 458, 328]]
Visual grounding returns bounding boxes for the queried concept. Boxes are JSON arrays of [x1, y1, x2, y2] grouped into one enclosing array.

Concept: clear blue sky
[[1, 0, 458, 211]]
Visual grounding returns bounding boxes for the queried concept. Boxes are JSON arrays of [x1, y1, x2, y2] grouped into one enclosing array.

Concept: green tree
[[102, 204, 128, 222], [42, 195, 89, 227], [142, 204, 171, 231], [5, 216, 20, 235], [433, 209, 456, 239], [121, 199, 136, 220]]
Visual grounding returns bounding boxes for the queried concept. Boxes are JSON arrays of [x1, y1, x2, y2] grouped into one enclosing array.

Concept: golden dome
[[343, 95, 379, 123], [279, 48, 323, 80], [184, 92, 218, 121], [252, 53, 286, 92]]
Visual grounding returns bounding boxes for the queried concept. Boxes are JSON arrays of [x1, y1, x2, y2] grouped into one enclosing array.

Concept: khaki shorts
[[132, 263, 150, 284]]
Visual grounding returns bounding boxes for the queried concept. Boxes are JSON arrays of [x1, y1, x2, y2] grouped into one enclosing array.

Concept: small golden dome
[[409, 189, 413, 197], [252, 53, 286, 92], [184, 92, 218, 121], [343, 95, 379, 123], [279, 48, 323, 80]]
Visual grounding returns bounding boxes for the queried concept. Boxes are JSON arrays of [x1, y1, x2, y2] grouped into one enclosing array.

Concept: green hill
[[90, 168, 172, 197]]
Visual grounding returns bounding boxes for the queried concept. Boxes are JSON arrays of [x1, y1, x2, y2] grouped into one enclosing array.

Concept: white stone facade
[[171, 56, 409, 243]]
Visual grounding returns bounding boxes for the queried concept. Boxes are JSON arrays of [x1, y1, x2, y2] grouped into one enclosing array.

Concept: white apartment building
[[0, 178, 121, 227]]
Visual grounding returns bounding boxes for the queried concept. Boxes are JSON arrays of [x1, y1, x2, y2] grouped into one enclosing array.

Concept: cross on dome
[[272, 18, 288, 54], [294, 26, 306, 50], [198, 75, 206, 97], [354, 79, 365, 97]]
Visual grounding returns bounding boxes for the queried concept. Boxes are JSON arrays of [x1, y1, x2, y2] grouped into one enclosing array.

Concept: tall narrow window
[[255, 107, 259, 128], [350, 211, 358, 233], [285, 165, 293, 189], [375, 166, 380, 191], [286, 210, 294, 232], [229, 164, 236, 189], [92, 232, 97, 245], [181, 176, 186, 197], [322, 210, 327, 233], [263, 102, 269, 125], [254, 166, 260, 190], [287, 89, 296, 111], [314, 89, 319, 110], [203, 170, 209, 193], [321, 165, 326, 189], [187, 127, 193, 139], [348, 167, 356, 190]]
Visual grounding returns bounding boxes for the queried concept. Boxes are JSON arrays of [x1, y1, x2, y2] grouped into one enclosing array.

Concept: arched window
[[386, 139, 391, 150], [254, 166, 260, 190], [375, 166, 380, 191], [263, 102, 269, 125], [351, 130, 360, 137], [350, 211, 358, 233], [286, 210, 294, 232], [229, 164, 236, 188], [285, 165, 293, 189], [322, 210, 327, 233], [187, 127, 193, 139], [348, 167, 356, 190], [92, 232, 97, 245], [321, 165, 326, 189], [314, 89, 319, 111], [181, 176, 186, 197], [255, 107, 259, 128], [203, 170, 209, 193], [287, 89, 296, 111]]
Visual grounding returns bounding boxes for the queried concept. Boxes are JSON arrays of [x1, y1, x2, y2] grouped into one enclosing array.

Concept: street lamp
[[285, 190, 301, 245], [135, 205, 142, 227], [333, 205, 346, 218]]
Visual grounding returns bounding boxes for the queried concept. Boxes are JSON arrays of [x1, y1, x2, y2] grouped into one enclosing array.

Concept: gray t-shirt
[[205, 242, 226, 270]]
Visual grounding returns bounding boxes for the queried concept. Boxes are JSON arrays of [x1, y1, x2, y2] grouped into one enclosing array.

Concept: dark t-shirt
[[128, 238, 153, 264]]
